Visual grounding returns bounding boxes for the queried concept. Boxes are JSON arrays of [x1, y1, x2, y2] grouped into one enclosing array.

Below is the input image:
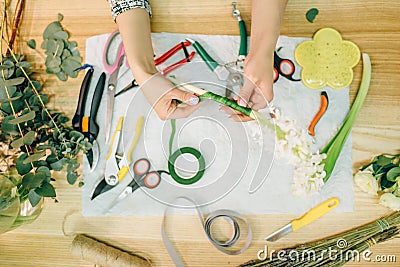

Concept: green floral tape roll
[[168, 147, 205, 185]]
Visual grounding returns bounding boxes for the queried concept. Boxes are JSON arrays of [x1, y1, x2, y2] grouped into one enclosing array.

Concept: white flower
[[354, 170, 379, 195], [379, 193, 400, 211]]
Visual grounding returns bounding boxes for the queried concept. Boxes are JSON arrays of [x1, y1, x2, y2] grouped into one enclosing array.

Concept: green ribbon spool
[[168, 147, 205, 185], [168, 119, 205, 185]]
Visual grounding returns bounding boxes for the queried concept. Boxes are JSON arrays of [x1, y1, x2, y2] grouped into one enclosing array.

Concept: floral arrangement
[[355, 153, 400, 210]]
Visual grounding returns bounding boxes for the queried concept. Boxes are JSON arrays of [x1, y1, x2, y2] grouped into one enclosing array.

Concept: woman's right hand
[[139, 72, 200, 120]]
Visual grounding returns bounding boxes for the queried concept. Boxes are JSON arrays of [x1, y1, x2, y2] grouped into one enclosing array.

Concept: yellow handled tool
[[264, 197, 340, 242]]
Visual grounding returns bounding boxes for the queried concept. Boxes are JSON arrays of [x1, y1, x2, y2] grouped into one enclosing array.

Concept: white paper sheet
[[82, 32, 354, 216]]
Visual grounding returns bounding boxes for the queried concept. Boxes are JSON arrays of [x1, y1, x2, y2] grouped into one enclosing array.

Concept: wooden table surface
[[1, 0, 400, 266]]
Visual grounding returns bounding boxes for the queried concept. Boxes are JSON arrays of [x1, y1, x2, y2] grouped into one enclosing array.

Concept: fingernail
[[189, 96, 199, 105], [238, 97, 246, 107]]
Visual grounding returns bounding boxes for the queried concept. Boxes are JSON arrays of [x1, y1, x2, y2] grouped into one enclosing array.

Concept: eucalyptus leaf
[[0, 85, 16, 99], [387, 167, 400, 182], [22, 150, 46, 164], [16, 61, 32, 69], [0, 77, 25, 87], [56, 70, 68, 81], [41, 39, 48, 50], [30, 80, 41, 92], [69, 56, 82, 63], [50, 158, 67, 171], [1, 116, 19, 134], [53, 31, 68, 40], [61, 48, 71, 60], [0, 94, 21, 103], [71, 48, 80, 57], [67, 170, 78, 185], [43, 21, 62, 39], [46, 39, 58, 54], [8, 111, 36, 124], [68, 41, 77, 50], [61, 58, 80, 78], [45, 55, 61, 70], [37, 166, 51, 179], [10, 131, 35, 148], [28, 189, 42, 207], [0, 61, 14, 70], [22, 172, 46, 188], [35, 182, 56, 197], [16, 154, 33, 175], [58, 13, 64, 22], [1, 60, 15, 78], [27, 39, 36, 49], [2, 97, 25, 114]]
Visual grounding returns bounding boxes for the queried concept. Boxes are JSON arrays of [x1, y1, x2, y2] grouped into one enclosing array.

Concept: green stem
[[322, 53, 372, 182]]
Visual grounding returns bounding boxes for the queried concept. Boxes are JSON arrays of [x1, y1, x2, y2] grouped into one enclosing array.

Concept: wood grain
[[1, 0, 399, 266]]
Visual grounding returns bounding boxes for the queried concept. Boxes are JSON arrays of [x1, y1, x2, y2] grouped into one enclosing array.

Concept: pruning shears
[[72, 66, 105, 170]]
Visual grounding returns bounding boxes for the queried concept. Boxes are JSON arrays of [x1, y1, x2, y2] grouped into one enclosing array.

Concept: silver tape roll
[[162, 197, 252, 266]]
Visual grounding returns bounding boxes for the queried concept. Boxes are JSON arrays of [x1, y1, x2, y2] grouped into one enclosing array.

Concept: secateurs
[[72, 65, 105, 170]]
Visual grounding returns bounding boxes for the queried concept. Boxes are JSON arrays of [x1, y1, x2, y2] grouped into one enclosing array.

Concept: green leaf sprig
[[27, 13, 82, 81], [1, 12, 90, 206]]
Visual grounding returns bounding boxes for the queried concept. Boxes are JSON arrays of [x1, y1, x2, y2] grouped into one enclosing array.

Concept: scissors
[[103, 30, 127, 144], [91, 116, 144, 200], [273, 51, 300, 83], [102, 158, 163, 211]]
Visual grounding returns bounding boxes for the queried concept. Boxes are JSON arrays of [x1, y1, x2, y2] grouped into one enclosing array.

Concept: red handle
[[154, 41, 192, 65]]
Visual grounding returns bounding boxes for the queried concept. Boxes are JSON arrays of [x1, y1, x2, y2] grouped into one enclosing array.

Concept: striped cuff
[[107, 0, 152, 20]]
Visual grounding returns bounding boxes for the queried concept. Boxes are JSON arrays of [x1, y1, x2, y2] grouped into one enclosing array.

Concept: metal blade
[[264, 223, 293, 242], [90, 141, 100, 172], [86, 148, 94, 169], [105, 84, 115, 144], [91, 179, 116, 200]]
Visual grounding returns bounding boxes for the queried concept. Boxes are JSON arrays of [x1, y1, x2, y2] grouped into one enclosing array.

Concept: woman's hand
[[221, 52, 274, 121], [139, 72, 200, 120]]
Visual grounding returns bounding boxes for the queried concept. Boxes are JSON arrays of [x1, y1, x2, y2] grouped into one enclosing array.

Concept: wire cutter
[[91, 116, 144, 200]]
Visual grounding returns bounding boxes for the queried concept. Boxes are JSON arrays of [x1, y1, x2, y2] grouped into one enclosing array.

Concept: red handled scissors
[[273, 51, 300, 83]]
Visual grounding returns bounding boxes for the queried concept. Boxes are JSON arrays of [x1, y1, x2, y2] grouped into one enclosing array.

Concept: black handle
[[72, 68, 93, 132], [88, 72, 106, 139]]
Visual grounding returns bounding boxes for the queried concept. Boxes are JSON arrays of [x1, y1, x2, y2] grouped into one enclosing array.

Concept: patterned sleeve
[[107, 0, 152, 20]]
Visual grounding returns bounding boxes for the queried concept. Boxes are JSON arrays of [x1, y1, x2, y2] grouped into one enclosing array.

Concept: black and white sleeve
[[107, 0, 152, 20]]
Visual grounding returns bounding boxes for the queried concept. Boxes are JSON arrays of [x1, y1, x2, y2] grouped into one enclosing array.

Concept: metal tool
[[103, 158, 162, 211], [308, 91, 329, 136], [264, 197, 340, 242], [91, 116, 145, 200], [72, 65, 94, 132], [103, 30, 126, 144], [187, 38, 244, 97], [83, 73, 106, 170], [273, 50, 300, 83]]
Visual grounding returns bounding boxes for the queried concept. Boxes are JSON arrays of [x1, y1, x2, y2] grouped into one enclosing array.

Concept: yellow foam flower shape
[[295, 28, 360, 90]]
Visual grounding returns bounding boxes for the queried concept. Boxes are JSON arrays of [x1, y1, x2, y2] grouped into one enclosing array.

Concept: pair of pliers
[[72, 65, 105, 170], [187, 3, 248, 97], [91, 116, 144, 200]]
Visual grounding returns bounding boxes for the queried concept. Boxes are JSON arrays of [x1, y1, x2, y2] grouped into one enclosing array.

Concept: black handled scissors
[[273, 51, 300, 83]]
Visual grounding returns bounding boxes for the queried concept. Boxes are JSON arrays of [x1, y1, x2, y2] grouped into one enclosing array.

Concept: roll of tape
[[162, 197, 252, 266], [168, 147, 205, 185]]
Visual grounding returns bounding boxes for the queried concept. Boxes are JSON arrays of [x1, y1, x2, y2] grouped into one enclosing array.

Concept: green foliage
[[361, 154, 400, 191], [28, 14, 82, 81], [1, 47, 89, 207]]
